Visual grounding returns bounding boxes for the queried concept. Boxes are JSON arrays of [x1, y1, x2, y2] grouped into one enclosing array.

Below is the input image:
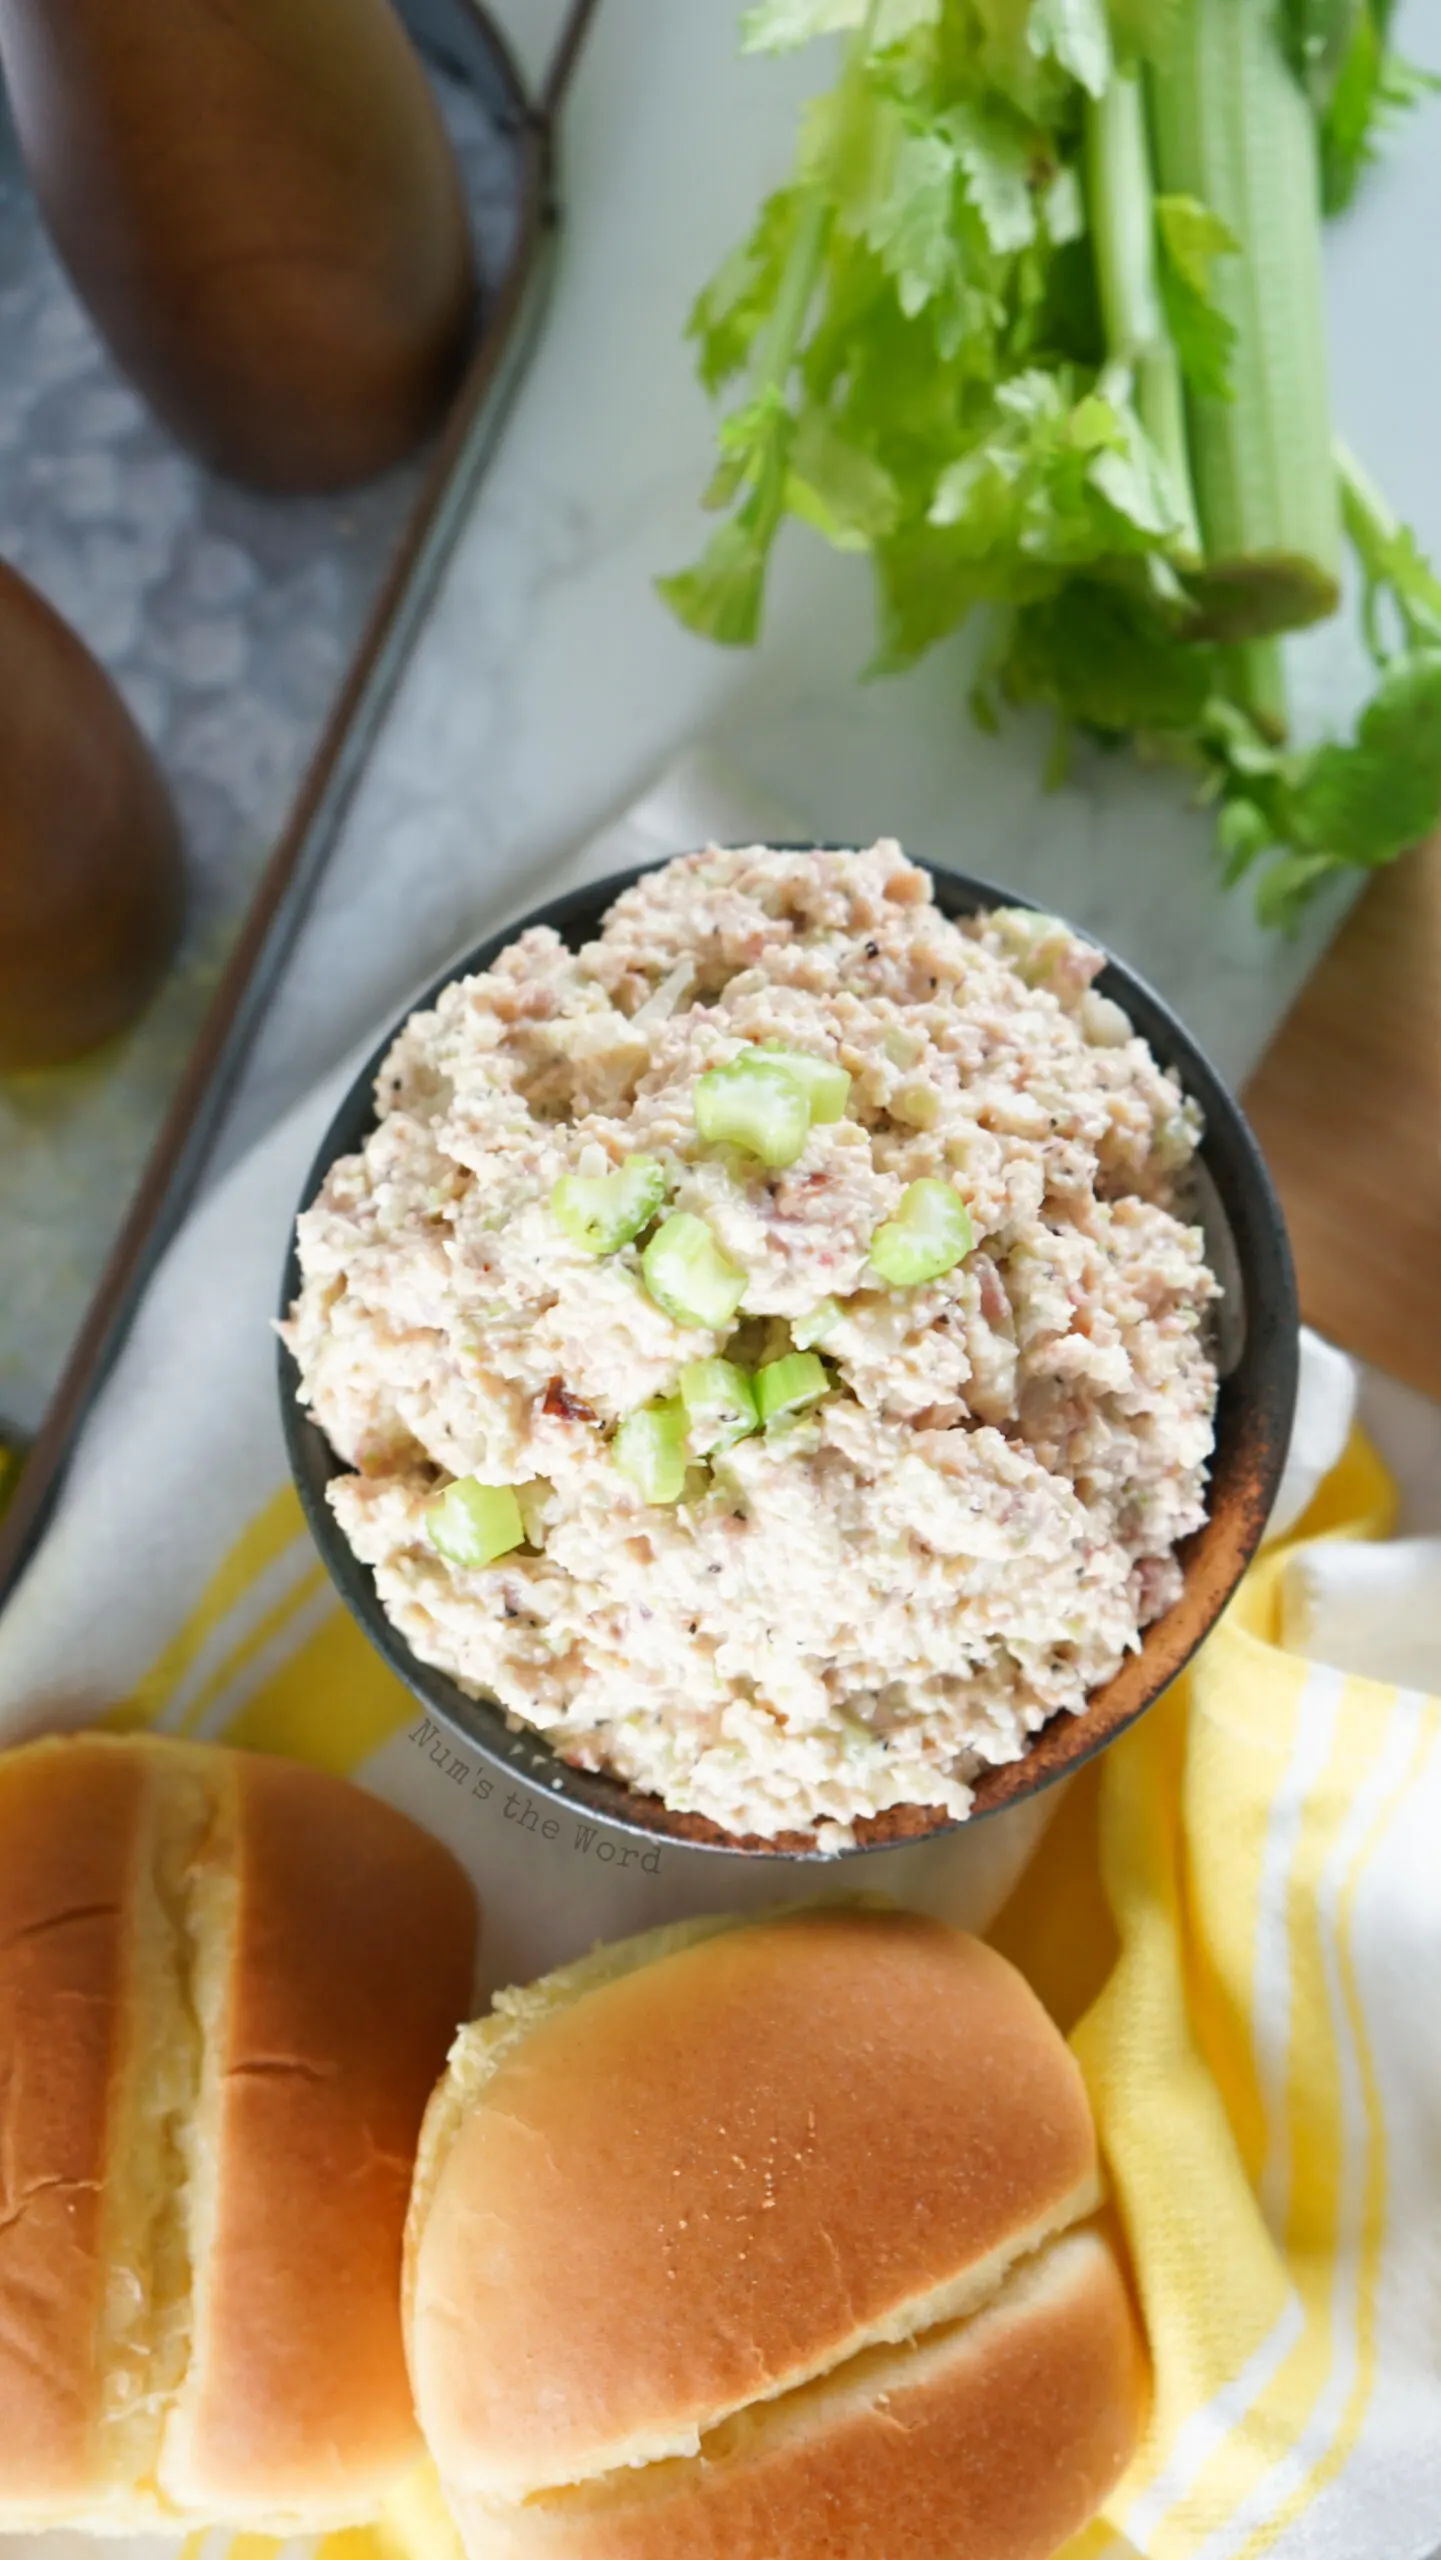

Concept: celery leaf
[[927, 371, 1183, 561], [1282, 0, 1365, 112], [1206, 651, 1441, 922], [1290, 654, 1441, 868], [866, 131, 963, 315], [1001, 582, 1216, 732], [1028, 0, 1113, 96], [687, 191, 805, 393], [1154, 193, 1239, 400], [656, 515, 775, 647], [787, 411, 901, 548], [1154, 194, 1240, 294], [741, 0, 940, 51], [798, 66, 902, 232], [1315, 2, 1439, 213], [947, 103, 1038, 253], [657, 395, 793, 646], [1105, 0, 1180, 67], [1339, 448, 1441, 660]]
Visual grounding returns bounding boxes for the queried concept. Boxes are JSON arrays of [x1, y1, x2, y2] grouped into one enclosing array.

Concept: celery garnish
[[680, 1357, 760, 1454], [870, 1181, 974, 1287], [614, 1403, 691, 1505], [758, 1042, 851, 1122], [755, 1350, 829, 1425], [427, 1478, 525, 1568], [791, 1297, 841, 1350], [694, 1053, 812, 1167], [642, 1213, 748, 1329], [551, 1155, 666, 1255]]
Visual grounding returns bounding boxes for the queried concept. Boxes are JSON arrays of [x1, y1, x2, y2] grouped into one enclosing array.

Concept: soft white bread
[[0, 1732, 478, 2535], [405, 1906, 1145, 2560]]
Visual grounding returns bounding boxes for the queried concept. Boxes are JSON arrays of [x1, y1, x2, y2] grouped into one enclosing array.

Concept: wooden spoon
[[0, 0, 478, 492], [0, 559, 184, 1073]]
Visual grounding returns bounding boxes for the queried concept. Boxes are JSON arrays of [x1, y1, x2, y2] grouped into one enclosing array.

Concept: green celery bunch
[[659, 0, 1441, 924]]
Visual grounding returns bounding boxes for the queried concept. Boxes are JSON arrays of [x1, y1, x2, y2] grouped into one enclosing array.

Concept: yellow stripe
[[313, 2530, 392, 2560], [1149, 1679, 1429, 2548], [377, 2461, 467, 2560], [213, 1600, 416, 1775], [1141, 1691, 1352, 2546], [168, 1558, 330, 1740], [1183, 1624, 1314, 2194], [105, 1486, 308, 1734], [1231, 1690, 1441, 2555], [1057, 2522, 1140, 2560], [1079, 1684, 1298, 2525]]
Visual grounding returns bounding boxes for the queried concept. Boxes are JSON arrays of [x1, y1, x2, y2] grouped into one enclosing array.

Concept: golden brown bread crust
[[445, 2231, 1147, 2560], [0, 1733, 478, 2531], [0, 1742, 145, 2505], [168, 1750, 479, 2517], [410, 1907, 1101, 2497]]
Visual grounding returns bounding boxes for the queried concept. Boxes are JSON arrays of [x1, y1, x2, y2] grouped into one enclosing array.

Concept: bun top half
[[406, 1904, 1101, 2499], [0, 1732, 477, 2534]]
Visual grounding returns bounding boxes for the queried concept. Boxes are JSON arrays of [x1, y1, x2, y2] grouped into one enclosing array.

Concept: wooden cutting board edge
[[1242, 833, 1441, 1405]]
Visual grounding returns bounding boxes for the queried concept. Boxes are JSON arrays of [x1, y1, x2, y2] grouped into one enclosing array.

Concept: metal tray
[[0, 0, 597, 1601]]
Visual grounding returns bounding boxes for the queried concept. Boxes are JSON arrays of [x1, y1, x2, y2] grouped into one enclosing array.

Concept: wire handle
[[542, 0, 602, 122]]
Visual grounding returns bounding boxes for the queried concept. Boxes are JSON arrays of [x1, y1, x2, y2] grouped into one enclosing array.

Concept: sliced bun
[[406, 1906, 1142, 2559], [446, 2229, 1144, 2560], [0, 1732, 477, 2535]]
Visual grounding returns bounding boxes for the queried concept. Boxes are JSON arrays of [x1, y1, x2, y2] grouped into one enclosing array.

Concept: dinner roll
[[0, 1732, 477, 2535], [405, 1905, 1145, 2560]]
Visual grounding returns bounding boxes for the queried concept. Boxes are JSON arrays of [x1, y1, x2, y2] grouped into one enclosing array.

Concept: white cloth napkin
[[1265, 1328, 1441, 1690], [1279, 1538, 1441, 1688]]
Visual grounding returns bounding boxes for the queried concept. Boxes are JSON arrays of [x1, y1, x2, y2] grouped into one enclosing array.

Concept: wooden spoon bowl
[[0, 0, 479, 492]]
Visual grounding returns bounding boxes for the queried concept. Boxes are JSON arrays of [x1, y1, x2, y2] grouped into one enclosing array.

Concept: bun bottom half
[[446, 2229, 1144, 2560]]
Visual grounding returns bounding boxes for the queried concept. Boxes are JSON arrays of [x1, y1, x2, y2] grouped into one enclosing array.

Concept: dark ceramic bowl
[[279, 852, 1298, 1858]]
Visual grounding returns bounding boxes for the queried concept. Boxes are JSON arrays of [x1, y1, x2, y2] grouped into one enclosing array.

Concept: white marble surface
[[215, 0, 1441, 1179]]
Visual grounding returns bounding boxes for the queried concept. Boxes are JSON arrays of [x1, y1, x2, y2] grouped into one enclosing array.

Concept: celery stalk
[[1084, 73, 1201, 563], [1224, 637, 1289, 740], [1147, 0, 1341, 639]]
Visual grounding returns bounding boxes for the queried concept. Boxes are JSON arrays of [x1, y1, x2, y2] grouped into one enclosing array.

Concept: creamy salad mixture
[[284, 843, 1219, 1849]]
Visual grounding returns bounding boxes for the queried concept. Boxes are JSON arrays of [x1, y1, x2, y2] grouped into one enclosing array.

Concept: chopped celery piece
[[693, 1054, 811, 1167], [427, 1476, 525, 1568], [679, 1357, 759, 1455], [869, 1181, 974, 1287], [551, 1153, 666, 1255], [755, 1350, 829, 1425], [759, 1042, 851, 1122], [614, 1401, 690, 1504], [791, 1297, 841, 1350], [642, 1213, 748, 1329]]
